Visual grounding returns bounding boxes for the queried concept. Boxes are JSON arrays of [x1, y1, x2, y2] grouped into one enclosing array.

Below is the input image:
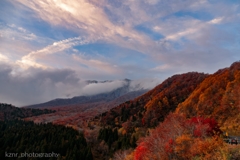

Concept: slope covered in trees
[[91, 72, 208, 159], [0, 103, 55, 121], [0, 120, 93, 160], [97, 72, 207, 128], [176, 61, 240, 135], [93, 62, 240, 159], [115, 62, 240, 160], [131, 113, 239, 160]]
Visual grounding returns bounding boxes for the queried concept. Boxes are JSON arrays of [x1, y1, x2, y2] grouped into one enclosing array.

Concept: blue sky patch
[[173, 10, 213, 21], [134, 24, 165, 41]]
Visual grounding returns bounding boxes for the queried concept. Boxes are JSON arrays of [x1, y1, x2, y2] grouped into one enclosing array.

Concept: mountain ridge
[[25, 78, 157, 108]]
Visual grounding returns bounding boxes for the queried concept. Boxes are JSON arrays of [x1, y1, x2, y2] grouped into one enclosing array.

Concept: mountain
[[176, 61, 240, 135], [93, 62, 240, 160], [88, 72, 208, 159], [24, 90, 147, 127], [26, 79, 152, 109], [129, 62, 240, 160], [97, 62, 240, 132], [97, 72, 207, 128], [24, 79, 154, 127]]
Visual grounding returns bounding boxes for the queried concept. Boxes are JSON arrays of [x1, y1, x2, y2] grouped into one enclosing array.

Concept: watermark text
[[5, 151, 60, 158]]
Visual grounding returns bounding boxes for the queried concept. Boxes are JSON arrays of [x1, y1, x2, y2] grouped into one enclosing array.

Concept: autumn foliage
[[100, 62, 240, 159], [187, 117, 222, 137], [99, 72, 207, 129], [176, 62, 240, 135], [133, 113, 228, 160]]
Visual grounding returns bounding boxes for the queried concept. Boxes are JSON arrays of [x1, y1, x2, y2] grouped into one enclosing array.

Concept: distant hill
[[0, 103, 54, 121], [24, 79, 149, 127], [24, 90, 147, 127], [25, 79, 150, 109]]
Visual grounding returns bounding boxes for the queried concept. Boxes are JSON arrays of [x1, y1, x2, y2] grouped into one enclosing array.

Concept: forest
[[0, 103, 55, 121], [0, 120, 92, 160]]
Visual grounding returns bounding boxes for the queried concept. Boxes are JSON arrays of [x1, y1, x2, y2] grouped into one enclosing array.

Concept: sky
[[0, 0, 240, 106]]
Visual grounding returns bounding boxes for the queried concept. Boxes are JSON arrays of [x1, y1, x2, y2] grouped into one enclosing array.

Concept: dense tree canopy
[[0, 120, 92, 160], [0, 103, 55, 121]]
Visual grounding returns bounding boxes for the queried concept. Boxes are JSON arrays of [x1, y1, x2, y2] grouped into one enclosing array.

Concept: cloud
[[129, 78, 161, 91], [0, 22, 55, 63], [10, 0, 240, 64], [0, 53, 9, 62], [0, 62, 81, 106], [12, 0, 157, 55], [1, 23, 37, 41], [13, 35, 122, 77], [72, 54, 120, 74], [0, 62, 160, 106], [81, 80, 127, 96], [17, 36, 92, 68]]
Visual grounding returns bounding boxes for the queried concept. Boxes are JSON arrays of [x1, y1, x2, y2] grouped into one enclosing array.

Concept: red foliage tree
[[188, 117, 222, 137]]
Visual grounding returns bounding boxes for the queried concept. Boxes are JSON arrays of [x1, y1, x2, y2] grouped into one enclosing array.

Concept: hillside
[[92, 62, 240, 159], [97, 72, 207, 128], [0, 104, 93, 159], [0, 120, 92, 160], [89, 72, 208, 159], [0, 103, 55, 121], [176, 61, 240, 135], [24, 79, 149, 128], [24, 90, 147, 128]]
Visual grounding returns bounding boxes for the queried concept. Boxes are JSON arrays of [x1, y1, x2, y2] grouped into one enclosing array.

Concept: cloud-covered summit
[[0, 63, 160, 106]]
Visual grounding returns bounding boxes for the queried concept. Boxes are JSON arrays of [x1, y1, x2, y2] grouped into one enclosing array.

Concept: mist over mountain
[[26, 78, 154, 108], [0, 63, 160, 107]]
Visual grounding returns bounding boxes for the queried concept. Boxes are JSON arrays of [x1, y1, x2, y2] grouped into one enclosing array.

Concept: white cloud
[[0, 53, 9, 62], [1, 23, 37, 41], [72, 54, 120, 74], [129, 78, 161, 91], [81, 80, 127, 96], [151, 64, 174, 72], [16, 36, 93, 69], [208, 17, 223, 24], [0, 62, 159, 106], [13, 0, 156, 56]]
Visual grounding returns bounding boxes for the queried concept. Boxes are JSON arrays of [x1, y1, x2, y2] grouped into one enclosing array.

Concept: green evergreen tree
[[113, 128, 118, 141], [86, 147, 93, 160]]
